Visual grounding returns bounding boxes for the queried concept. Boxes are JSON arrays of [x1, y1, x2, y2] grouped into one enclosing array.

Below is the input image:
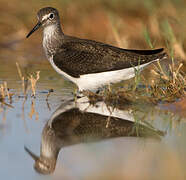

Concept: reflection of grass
[[29, 99, 39, 120], [0, 82, 14, 113], [131, 119, 165, 140], [0, 82, 13, 103]]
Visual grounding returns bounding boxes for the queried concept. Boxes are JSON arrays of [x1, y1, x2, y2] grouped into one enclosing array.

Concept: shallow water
[[0, 62, 186, 180]]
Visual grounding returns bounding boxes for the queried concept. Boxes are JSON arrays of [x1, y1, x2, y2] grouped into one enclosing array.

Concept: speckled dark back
[[54, 36, 167, 77], [50, 108, 164, 143]]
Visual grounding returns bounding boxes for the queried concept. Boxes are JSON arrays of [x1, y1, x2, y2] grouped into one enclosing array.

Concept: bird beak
[[26, 21, 42, 38], [24, 146, 39, 161]]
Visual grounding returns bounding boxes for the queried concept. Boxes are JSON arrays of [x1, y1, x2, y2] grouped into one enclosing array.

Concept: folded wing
[[53, 39, 166, 78]]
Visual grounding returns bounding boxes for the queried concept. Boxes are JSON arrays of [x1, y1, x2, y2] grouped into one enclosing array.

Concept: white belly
[[49, 57, 153, 91], [77, 62, 151, 91]]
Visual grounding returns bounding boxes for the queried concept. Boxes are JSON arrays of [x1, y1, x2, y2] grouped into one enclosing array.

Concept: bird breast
[[43, 25, 60, 58]]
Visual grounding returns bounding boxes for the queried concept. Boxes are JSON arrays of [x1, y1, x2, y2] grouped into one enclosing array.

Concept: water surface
[[0, 62, 186, 180]]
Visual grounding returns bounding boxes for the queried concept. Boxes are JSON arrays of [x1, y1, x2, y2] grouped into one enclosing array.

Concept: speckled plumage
[[25, 99, 164, 174], [27, 7, 167, 90], [53, 37, 166, 77]]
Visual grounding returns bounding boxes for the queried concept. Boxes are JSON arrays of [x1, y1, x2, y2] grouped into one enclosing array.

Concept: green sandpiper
[[26, 7, 167, 92]]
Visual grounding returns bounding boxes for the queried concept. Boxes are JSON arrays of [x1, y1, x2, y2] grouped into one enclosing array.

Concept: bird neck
[[43, 23, 64, 58], [40, 125, 61, 165]]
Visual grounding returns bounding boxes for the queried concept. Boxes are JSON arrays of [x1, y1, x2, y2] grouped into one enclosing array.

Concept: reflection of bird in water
[[25, 97, 165, 174]]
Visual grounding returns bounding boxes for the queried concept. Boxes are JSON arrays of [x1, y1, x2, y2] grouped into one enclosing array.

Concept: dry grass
[[0, 82, 13, 103], [150, 59, 186, 102], [16, 62, 40, 98], [85, 59, 186, 106], [0, 82, 14, 113], [28, 71, 40, 97], [16, 62, 28, 96], [83, 6, 186, 106]]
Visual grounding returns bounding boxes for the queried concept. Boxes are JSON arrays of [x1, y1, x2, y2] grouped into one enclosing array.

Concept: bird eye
[[49, 13, 54, 19]]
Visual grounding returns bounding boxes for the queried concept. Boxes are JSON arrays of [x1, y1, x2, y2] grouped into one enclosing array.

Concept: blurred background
[[1, 0, 186, 63]]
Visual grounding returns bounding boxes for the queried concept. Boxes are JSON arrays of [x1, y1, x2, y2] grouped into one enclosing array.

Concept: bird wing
[[53, 39, 166, 78]]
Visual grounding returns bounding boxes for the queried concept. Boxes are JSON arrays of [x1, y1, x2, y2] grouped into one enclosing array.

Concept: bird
[[24, 97, 165, 174], [26, 7, 167, 92]]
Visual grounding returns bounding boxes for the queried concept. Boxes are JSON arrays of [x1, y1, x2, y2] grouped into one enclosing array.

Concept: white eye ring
[[49, 13, 54, 20]]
